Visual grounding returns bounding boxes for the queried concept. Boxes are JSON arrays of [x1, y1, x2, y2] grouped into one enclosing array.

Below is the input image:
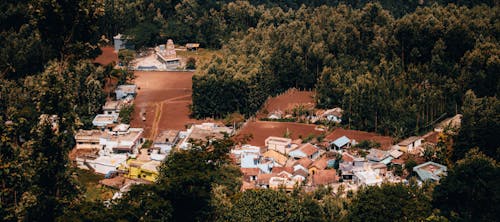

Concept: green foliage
[[453, 91, 500, 161], [353, 140, 381, 149], [119, 104, 134, 124], [433, 149, 500, 221], [348, 183, 433, 222], [156, 137, 242, 221], [141, 139, 152, 149], [117, 49, 135, 67], [186, 57, 197, 69]]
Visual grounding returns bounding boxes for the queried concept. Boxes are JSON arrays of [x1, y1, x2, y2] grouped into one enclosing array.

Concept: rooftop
[[312, 169, 337, 186], [398, 136, 423, 146], [413, 161, 447, 181], [93, 114, 118, 124], [262, 150, 288, 166], [298, 143, 318, 156], [75, 129, 104, 141], [155, 130, 180, 144], [115, 84, 137, 94], [266, 136, 292, 145], [103, 100, 122, 110], [326, 128, 393, 150]]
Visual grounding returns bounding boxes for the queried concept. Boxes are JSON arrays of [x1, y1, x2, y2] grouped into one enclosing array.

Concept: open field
[[236, 121, 324, 147], [130, 71, 205, 139], [257, 89, 315, 118]]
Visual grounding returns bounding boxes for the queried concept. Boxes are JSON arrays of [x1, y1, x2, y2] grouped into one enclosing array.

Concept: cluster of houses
[[267, 107, 343, 124], [232, 124, 453, 192]]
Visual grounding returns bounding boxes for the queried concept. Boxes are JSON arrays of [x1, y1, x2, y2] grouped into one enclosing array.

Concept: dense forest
[[0, 0, 499, 221], [192, 3, 499, 142]]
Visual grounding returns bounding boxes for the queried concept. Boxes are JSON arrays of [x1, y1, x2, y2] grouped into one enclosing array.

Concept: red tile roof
[[271, 167, 294, 174], [294, 157, 313, 168], [256, 173, 277, 185], [241, 168, 260, 176], [298, 143, 319, 156], [312, 169, 338, 186], [325, 128, 393, 150], [310, 156, 329, 170]]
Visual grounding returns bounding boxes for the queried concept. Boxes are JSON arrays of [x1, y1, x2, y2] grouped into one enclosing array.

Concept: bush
[[119, 104, 134, 124]]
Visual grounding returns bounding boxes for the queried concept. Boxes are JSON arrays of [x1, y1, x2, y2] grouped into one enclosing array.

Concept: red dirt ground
[[236, 121, 325, 147], [130, 71, 204, 139], [94, 46, 118, 66], [257, 89, 315, 118]]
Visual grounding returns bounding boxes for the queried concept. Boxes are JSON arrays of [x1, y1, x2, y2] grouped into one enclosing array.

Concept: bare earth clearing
[[237, 121, 324, 147], [257, 89, 315, 118], [130, 71, 204, 139]]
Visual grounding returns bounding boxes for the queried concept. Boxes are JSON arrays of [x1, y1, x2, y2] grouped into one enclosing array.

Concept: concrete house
[[100, 125, 144, 154], [102, 100, 123, 115], [413, 161, 447, 182], [265, 136, 292, 155], [115, 84, 137, 100], [288, 143, 320, 160], [75, 130, 104, 150], [92, 114, 119, 128], [153, 130, 180, 154], [398, 136, 423, 153]]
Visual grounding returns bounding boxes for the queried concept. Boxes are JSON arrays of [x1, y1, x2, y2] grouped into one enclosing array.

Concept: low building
[[113, 34, 133, 52], [265, 136, 292, 155], [325, 128, 394, 150], [102, 100, 124, 115], [127, 159, 161, 182], [413, 161, 447, 182], [75, 130, 104, 150], [186, 43, 200, 51], [177, 123, 233, 149], [115, 84, 137, 100], [262, 150, 288, 166], [331, 136, 351, 150], [398, 136, 423, 153], [153, 130, 180, 154], [92, 114, 119, 128], [320, 108, 343, 123], [312, 169, 338, 186], [77, 154, 128, 175], [288, 143, 320, 160], [100, 126, 144, 154], [366, 148, 393, 164], [354, 170, 383, 186]]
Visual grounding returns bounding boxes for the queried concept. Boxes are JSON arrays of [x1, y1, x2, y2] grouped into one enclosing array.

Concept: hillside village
[[71, 44, 462, 198]]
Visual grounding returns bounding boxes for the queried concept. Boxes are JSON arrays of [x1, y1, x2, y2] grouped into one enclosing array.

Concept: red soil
[[236, 121, 324, 147], [94, 46, 118, 66], [258, 89, 315, 118], [130, 71, 203, 139]]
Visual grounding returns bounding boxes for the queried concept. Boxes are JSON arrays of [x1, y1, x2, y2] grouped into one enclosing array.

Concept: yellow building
[[126, 159, 161, 182]]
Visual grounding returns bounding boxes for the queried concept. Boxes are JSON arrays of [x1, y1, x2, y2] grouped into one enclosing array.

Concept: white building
[[92, 114, 119, 128], [265, 136, 293, 155], [153, 130, 180, 154], [177, 123, 233, 150], [115, 84, 137, 100]]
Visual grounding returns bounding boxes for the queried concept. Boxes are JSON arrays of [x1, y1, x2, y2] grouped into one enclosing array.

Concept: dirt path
[[145, 94, 195, 139]]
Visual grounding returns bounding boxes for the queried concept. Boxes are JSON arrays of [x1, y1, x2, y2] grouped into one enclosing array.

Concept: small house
[[153, 130, 180, 154], [413, 161, 447, 182], [102, 100, 123, 115], [265, 136, 292, 155], [288, 143, 320, 160], [398, 136, 423, 153], [92, 114, 119, 128], [331, 136, 351, 150], [115, 84, 137, 100], [312, 169, 338, 186]]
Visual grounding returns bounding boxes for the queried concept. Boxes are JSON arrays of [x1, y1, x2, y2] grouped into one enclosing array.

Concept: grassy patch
[[74, 168, 115, 201], [176, 48, 221, 64]]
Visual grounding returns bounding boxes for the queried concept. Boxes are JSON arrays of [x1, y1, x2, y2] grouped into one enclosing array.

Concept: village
[[72, 35, 462, 200]]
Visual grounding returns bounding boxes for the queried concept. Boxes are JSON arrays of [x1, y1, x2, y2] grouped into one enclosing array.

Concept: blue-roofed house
[[413, 161, 447, 182], [332, 136, 351, 150]]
